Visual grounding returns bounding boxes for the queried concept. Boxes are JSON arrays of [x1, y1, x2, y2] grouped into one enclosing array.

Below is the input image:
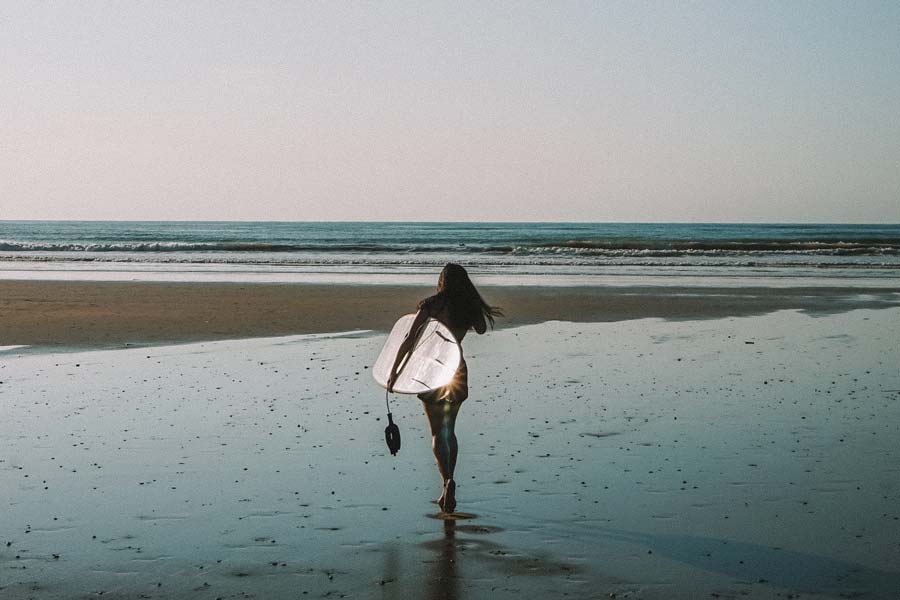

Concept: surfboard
[[372, 314, 461, 394]]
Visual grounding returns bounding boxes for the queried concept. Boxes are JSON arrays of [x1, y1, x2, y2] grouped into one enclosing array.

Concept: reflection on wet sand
[[423, 520, 459, 600], [406, 513, 580, 600]]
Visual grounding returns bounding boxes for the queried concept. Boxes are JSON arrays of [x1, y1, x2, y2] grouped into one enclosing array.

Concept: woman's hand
[[387, 372, 396, 393]]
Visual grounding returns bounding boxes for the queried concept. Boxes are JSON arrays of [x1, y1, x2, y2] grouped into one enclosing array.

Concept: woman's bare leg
[[421, 399, 461, 512]]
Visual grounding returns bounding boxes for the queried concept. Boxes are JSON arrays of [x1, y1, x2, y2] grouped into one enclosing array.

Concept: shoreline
[[1, 279, 899, 349]]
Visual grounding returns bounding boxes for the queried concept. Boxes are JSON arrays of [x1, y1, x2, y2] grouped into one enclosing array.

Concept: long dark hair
[[419, 263, 503, 330]]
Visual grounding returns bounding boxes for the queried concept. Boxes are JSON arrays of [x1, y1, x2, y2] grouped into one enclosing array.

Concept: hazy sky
[[2, 2, 898, 222]]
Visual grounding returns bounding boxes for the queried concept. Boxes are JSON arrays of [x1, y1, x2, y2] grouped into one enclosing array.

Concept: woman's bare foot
[[438, 479, 456, 513]]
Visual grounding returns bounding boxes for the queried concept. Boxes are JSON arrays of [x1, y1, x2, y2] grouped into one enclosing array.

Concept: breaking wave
[[1, 239, 896, 256]]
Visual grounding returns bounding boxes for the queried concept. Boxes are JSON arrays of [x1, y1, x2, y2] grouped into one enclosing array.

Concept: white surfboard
[[372, 314, 461, 394]]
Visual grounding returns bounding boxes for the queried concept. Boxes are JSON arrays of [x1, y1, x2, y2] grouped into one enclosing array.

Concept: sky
[[1, 1, 898, 223]]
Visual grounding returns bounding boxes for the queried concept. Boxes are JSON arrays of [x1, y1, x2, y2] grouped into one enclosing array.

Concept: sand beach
[[2, 280, 899, 348], [2, 282, 899, 599]]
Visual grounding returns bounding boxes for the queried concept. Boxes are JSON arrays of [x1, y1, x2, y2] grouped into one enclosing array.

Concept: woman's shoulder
[[417, 293, 446, 314]]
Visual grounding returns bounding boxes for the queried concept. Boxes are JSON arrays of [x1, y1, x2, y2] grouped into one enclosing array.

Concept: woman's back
[[419, 293, 485, 343]]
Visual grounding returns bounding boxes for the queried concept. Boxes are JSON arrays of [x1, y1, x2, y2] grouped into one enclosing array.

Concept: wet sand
[[1, 307, 899, 598], [1, 280, 899, 348]]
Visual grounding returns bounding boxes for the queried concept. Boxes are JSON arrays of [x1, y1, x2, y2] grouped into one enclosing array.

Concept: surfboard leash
[[382, 319, 431, 458]]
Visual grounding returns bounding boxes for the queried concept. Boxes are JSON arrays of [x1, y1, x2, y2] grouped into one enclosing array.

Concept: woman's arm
[[387, 307, 430, 392], [473, 312, 487, 335]]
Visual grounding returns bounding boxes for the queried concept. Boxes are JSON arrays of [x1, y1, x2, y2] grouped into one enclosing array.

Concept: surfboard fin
[[385, 412, 401, 456]]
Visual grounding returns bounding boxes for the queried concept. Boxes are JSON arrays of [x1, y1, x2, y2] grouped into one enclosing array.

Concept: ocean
[[1, 221, 898, 286]]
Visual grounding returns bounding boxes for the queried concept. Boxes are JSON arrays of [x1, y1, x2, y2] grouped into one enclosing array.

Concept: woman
[[387, 264, 501, 513]]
